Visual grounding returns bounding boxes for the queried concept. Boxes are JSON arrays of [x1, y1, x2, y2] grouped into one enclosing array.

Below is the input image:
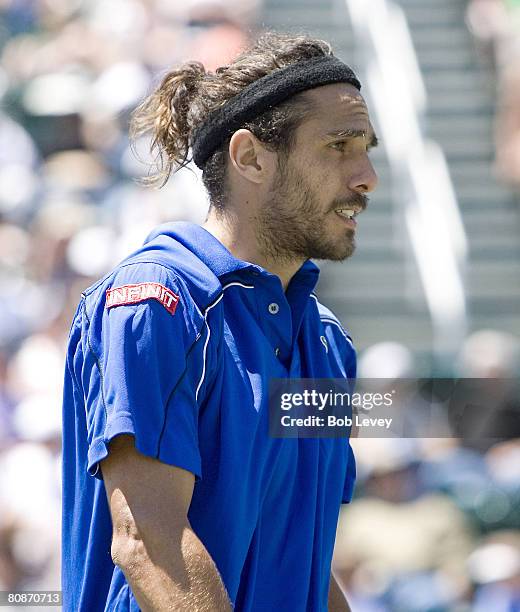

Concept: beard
[[255, 157, 368, 264]]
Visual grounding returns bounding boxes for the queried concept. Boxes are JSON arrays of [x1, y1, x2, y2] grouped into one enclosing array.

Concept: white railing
[[344, 0, 468, 360]]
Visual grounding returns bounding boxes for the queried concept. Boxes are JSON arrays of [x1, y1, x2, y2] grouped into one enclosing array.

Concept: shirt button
[[275, 347, 280, 357], [268, 302, 279, 314]]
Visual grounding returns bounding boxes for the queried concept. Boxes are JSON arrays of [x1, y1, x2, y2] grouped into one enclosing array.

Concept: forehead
[[301, 82, 373, 135]]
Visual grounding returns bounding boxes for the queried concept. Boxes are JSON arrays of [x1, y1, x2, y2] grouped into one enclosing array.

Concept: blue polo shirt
[[62, 222, 356, 611]]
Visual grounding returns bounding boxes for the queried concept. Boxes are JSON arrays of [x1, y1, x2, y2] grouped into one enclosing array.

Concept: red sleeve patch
[[105, 282, 180, 315]]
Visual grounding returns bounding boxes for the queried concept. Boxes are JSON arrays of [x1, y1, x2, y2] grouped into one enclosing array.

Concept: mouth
[[334, 207, 359, 227]]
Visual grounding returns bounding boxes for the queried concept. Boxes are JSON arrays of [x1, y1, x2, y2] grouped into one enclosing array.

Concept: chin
[[333, 245, 356, 261], [309, 240, 356, 262], [336, 237, 357, 260]]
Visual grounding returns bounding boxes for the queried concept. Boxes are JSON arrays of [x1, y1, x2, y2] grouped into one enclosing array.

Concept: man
[[62, 32, 378, 611]]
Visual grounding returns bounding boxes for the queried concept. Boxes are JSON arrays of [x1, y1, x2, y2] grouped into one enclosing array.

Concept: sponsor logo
[[105, 282, 179, 315]]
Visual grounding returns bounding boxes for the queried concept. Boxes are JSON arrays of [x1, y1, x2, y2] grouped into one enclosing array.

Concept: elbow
[[111, 528, 146, 572], [110, 501, 148, 573], [109, 487, 148, 571], [110, 508, 187, 574], [108, 488, 190, 576]]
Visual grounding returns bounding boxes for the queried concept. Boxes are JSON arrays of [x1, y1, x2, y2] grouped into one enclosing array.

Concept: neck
[[203, 207, 304, 291]]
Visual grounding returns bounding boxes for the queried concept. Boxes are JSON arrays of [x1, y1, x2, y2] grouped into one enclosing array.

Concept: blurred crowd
[[466, 0, 520, 189], [334, 338, 520, 612], [335, 436, 520, 612], [0, 1, 519, 611]]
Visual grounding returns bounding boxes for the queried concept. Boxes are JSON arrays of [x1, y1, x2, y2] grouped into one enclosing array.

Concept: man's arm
[[101, 435, 231, 612], [328, 573, 351, 612]]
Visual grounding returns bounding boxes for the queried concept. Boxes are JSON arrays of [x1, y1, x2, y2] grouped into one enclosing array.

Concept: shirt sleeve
[[80, 262, 207, 480]]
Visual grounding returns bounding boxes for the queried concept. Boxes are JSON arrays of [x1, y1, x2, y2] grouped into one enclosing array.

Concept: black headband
[[191, 55, 361, 168]]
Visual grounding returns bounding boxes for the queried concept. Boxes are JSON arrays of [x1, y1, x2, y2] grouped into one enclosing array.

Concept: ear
[[228, 129, 276, 184]]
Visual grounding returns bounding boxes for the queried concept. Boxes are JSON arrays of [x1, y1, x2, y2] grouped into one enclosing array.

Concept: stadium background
[[0, 0, 519, 610]]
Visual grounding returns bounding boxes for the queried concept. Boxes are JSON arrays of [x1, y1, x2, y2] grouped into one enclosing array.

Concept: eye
[[329, 141, 347, 152]]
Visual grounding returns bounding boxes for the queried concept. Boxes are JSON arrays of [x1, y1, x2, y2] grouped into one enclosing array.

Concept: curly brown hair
[[130, 32, 334, 211]]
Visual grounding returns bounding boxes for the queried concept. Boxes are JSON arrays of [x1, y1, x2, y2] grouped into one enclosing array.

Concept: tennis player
[[62, 32, 378, 611]]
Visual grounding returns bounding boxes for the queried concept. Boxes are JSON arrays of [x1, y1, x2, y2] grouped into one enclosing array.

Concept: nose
[[348, 156, 378, 194]]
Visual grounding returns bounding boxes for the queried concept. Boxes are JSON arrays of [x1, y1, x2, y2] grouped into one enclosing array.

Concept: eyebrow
[[324, 128, 379, 149]]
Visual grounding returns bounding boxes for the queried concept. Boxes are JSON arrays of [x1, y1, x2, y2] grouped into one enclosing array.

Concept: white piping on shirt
[[310, 294, 354, 347], [194, 281, 254, 401], [221, 281, 255, 291], [321, 318, 354, 347]]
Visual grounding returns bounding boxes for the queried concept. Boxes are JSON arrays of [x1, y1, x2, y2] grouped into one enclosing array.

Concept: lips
[[335, 208, 356, 220], [335, 211, 357, 227], [331, 193, 368, 217]]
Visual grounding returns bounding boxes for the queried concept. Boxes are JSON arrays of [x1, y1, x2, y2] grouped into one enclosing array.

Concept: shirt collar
[[145, 221, 320, 289]]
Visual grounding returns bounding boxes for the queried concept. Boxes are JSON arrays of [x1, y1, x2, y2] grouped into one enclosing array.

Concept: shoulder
[[75, 257, 224, 374], [81, 233, 224, 330], [81, 262, 197, 337]]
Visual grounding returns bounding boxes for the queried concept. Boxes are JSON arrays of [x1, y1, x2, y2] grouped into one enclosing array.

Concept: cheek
[[312, 155, 342, 186], [287, 155, 335, 206], [313, 172, 339, 203], [303, 158, 332, 188], [301, 172, 329, 203]]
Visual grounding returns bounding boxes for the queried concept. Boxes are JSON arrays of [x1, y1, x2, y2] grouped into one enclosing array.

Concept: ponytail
[[130, 61, 206, 186], [130, 33, 333, 200]]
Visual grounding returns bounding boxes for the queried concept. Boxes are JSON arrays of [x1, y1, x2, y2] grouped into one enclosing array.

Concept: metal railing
[[344, 0, 468, 361]]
